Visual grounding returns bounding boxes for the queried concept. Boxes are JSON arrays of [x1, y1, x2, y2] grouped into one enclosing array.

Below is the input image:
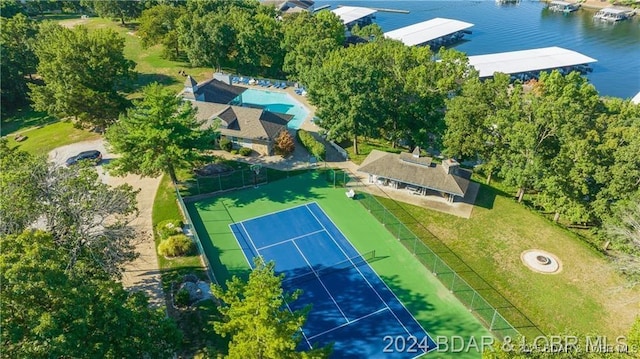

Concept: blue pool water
[[231, 89, 310, 130]]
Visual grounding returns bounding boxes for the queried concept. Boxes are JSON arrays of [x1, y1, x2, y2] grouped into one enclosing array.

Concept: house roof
[[190, 101, 291, 141], [358, 150, 471, 197], [185, 75, 197, 88], [183, 78, 246, 104]]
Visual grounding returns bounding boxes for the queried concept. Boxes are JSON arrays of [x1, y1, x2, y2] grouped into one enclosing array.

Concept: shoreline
[[562, 0, 636, 11]]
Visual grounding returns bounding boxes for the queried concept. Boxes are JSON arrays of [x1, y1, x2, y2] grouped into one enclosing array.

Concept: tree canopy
[[0, 13, 38, 112], [212, 258, 331, 359], [137, 4, 185, 60], [0, 141, 140, 278], [307, 40, 469, 154], [29, 22, 134, 129], [105, 82, 217, 184], [1, 230, 182, 358]]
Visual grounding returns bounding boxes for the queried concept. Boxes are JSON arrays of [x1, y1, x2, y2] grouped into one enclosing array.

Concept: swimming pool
[[230, 89, 310, 130]]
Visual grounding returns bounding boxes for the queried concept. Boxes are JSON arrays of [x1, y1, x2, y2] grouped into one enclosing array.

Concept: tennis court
[[230, 202, 436, 358]]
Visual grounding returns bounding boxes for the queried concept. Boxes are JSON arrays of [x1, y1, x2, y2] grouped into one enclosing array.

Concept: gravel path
[[49, 139, 165, 308]]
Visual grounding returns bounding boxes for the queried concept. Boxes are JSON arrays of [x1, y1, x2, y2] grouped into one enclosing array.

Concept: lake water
[[315, 1, 640, 99]]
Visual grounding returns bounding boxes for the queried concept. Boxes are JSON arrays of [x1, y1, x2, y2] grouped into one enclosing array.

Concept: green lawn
[[59, 17, 213, 96], [186, 171, 490, 358], [4, 120, 100, 155], [382, 181, 639, 339], [151, 174, 226, 357]]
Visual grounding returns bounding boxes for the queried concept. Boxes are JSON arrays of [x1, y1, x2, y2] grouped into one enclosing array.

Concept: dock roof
[[331, 6, 377, 25], [632, 91, 640, 104], [384, 18, 474, 46], [598, 7, 628, 14], [467, 46, 597, 78]]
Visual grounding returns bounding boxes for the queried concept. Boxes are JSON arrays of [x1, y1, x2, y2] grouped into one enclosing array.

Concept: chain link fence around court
[[175, 188, 219, 286], [179, 168, 269, 197], [325, 167, 544, 340]]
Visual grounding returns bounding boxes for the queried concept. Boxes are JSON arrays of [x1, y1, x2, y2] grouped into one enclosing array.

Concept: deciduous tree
[[281, 10, 344, 81], [29, 23, 134, 129], [0, 141, 140, 278], [138, 4, 185, 60], [105, 82, 217, 184], [0, 13, 38, 111], [82, 0, 143, 25], [1, 230, 182, 358], [274, 130, 295, 157], [212, 257, 331, 359], [0, 139, 47, 235]]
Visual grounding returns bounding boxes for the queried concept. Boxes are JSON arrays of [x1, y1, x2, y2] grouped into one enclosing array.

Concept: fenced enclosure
[[356, 190, 526, 340], [178, 167, 269, 197], [175, 188, 218, 286]]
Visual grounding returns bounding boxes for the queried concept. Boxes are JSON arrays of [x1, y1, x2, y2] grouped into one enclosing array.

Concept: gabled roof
[[186, 78, 246, 104], [358, 150, 471, 197], [185, 75, 197, 88], [190, 101, 291, 141]]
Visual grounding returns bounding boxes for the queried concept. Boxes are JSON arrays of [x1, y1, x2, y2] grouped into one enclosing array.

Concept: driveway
[[49, 139, 165, 308]]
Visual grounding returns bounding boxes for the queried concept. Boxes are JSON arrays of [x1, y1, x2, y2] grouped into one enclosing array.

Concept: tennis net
[[283, 250, 376, 287]]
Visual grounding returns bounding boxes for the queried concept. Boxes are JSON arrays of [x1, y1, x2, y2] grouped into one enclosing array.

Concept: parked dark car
[[65, 150, 102, 166]]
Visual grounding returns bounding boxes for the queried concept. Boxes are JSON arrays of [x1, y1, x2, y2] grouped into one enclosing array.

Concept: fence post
[[490, 310, 498, 331], [450, 274, 456, 292]]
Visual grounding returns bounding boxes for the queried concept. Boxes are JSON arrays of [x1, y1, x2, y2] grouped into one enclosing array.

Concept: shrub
[[296, 129, 325, 160], [230, 149, 238, 155], [274, 130, 295, 157], [238, 147, 252, 156], [219, 137, 232, 152], [156, 219, 183, 240], [158, 234, 195, 257], [175, 288, 190, 307]]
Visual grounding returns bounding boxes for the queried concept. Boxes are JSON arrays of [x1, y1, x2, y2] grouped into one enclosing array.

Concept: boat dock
[[331, 6, 377, 28], [384, 18, 474, 47], [468, 46, 597, 80], [547, 0, 580, 13]]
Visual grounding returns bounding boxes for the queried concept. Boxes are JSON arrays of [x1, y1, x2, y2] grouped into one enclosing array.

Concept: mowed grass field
[[383, 181, 639, 339], [186, 171, 490, 358], [58, 17, 213, 96]]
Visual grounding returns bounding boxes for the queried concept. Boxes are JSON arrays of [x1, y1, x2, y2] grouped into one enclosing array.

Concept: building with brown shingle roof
[[182, 74, 291, 155], [358, 148, 471, 202]]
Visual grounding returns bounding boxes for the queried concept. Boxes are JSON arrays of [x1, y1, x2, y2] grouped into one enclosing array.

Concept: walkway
[[49, 139, 165, 308]]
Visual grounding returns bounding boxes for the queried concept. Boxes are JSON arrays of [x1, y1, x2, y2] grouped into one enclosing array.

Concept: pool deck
[[232, 82, 321, 133], [225, 80, 477, 218]]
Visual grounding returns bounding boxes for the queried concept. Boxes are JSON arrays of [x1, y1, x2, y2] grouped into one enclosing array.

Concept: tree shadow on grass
[[130, 73, 179, 92], [0, 106, 57, 136]]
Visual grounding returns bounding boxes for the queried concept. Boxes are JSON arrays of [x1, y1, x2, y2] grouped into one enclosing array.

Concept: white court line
[[291, 239, 350, 323], [257, 229, 325, 251], [232, 202, 313, 224], [228, 223, 254, 268], [228, 222, 314, 351], [239, 222, 262, 261], [304, 202, 432, 354], [307, 307, 388, 341]]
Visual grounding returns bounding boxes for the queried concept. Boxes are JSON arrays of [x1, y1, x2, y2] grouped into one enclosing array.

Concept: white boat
[[548, 1, 580, 13], [594, 7, 629, 21]]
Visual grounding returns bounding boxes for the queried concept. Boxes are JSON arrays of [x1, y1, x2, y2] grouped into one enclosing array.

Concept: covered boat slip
[[330, 6, 377, 28], [547, 0, 580, 12], [384, 18, 474, 47], [468, 46, 597, 79]]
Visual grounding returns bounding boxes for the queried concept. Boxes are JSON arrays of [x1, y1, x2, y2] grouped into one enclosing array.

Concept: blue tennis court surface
[[230, 202, 436, 358]]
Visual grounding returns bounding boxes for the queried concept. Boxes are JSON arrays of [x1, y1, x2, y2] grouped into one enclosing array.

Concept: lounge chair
[[232, 76, 239, 83]]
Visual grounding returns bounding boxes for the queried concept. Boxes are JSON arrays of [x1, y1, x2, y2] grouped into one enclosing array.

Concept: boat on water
[[594, 7, 630, 21], [548, 0, 580, 13]]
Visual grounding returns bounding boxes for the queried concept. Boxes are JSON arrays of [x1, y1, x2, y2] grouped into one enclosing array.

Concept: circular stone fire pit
[[521, 250, 561, 274]]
